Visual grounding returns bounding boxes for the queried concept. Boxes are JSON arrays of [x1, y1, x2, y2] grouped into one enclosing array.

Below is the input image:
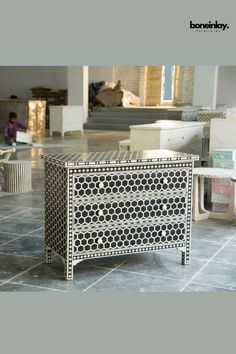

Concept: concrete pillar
[[193, 66, 218, 109], [67, 66, 88, 123]]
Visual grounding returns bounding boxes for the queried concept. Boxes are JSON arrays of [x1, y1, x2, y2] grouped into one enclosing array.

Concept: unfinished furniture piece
[[231, 175, 236, 225], [3, 160, 32, 193], [196, 110, 224, 136], [210, 118, 236, 156], [211, 149, 236, 213], [130, 120, 205, 166], [207, 119, 236, 207], [16, 131, 32, 145], [118, 139, 130, 152], [226, 107, 236, 119], [197, 110, 225, 161], [42, 149, 198, 280], [192, 167, 236, 221], [49, 105, 83, 136]]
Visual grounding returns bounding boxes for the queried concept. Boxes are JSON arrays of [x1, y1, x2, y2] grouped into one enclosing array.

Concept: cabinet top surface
[[42, 149, 198, 167], [130, 120, 205, 130]]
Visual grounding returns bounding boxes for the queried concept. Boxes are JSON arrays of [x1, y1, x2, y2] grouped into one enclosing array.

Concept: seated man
[[3, 112, 27, 145]]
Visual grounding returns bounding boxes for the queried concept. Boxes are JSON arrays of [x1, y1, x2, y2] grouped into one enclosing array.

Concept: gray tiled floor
[[192, 261, 236, 291], [1, 130, 236, 292]]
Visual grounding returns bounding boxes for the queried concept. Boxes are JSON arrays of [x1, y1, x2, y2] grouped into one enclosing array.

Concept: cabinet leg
[[181, 246, 190, 265], [64, 261, 73, 280], [45, 246, 52, 264]]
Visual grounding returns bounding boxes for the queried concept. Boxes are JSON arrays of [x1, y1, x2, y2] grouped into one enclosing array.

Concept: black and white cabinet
[[42, 150, 198, 280]]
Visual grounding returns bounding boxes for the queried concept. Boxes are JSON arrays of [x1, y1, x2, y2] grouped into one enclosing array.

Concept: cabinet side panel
[[44, 161, 68, 259]]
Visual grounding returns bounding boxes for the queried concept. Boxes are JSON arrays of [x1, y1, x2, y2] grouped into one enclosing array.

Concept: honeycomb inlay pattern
[[73, 220, 187, 256], [43, 151, 195, 280], [73, 195, 187, 229], [73, 168, 188, 199]]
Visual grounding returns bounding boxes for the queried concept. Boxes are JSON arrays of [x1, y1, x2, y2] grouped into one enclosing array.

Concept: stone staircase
[[83, 107, 170, 131]]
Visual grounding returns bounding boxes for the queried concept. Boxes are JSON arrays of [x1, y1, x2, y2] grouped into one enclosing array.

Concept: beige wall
[[110, 66, 195, 106], [113, 66, 148, 105], [113, 66, 141, 96], [89, 66, 113, 83]]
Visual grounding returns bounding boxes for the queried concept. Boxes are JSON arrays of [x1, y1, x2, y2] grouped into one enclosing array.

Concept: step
[[84, 122, 130, 131], [95, 107, 171, 113], [89, 111, 168, 118], [87, 117, 159, 125]]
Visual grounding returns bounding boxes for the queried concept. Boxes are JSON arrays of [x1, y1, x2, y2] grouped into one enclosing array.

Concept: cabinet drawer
[[73, 220, 187, 256], [73, 168, 189, 199], [73, 194, 187, 228], [161, 132, 202, 147]]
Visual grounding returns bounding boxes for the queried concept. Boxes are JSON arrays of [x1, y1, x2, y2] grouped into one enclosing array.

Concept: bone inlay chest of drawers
[[42, 150, 198, 280]]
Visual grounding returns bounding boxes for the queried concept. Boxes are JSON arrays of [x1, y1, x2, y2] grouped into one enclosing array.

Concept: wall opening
[[161, 65, 175, 104]]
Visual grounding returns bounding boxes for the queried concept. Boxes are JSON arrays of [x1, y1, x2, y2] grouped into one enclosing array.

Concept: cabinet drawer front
[[161, 131, 202, 147], [73, 220, 187, 256], [73, 167, 189, 199], [73, 194, 187, 228]]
